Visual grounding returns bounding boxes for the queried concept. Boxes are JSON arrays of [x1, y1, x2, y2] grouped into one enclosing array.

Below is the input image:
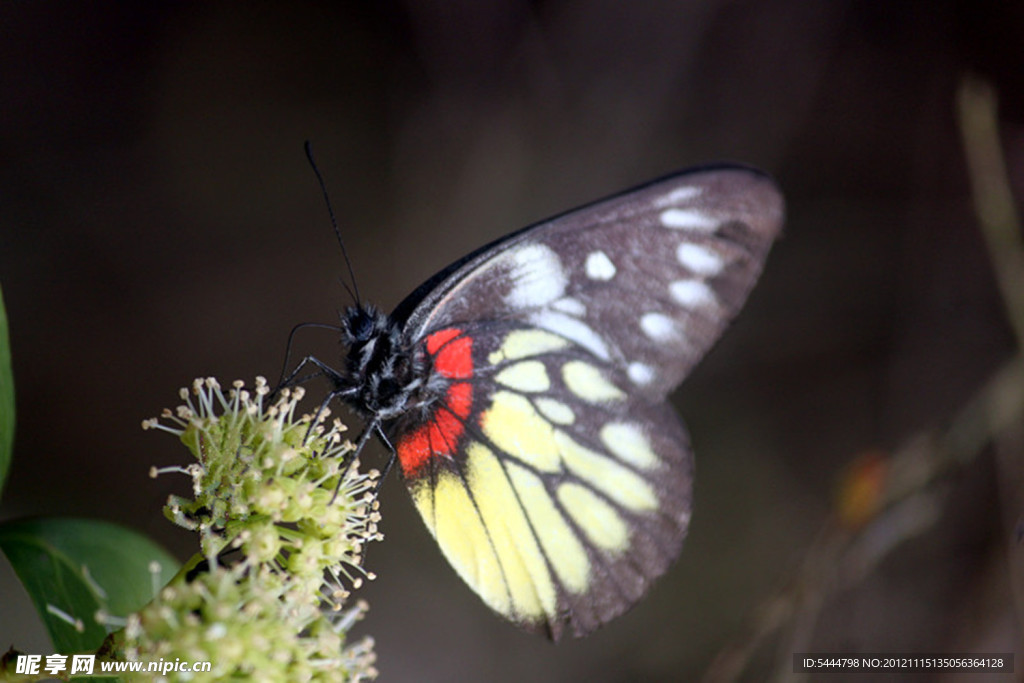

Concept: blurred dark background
[[2, 2, 1023, 681]]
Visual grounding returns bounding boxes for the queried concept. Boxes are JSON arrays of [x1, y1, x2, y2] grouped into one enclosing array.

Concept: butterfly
[[287, 164, 784, 640]]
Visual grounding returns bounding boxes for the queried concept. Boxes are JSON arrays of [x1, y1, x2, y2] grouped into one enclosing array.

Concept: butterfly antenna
[[304, 140, 362, 306]]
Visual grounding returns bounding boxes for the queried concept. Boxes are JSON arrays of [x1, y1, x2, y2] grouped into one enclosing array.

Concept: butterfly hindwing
[[398, 320, 693, 639], [389, 166, 783, 638]]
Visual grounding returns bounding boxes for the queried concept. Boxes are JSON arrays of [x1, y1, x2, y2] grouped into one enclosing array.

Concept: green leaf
[[0, 517, 179, 653], [0, 283, 13, 498]]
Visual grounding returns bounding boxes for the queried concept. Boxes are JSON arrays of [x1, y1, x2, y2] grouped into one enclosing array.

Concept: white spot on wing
[[529, 310, 610, 360], [551, 297, 586, 316], [627, 362, 656, 385], [585, 250, 616, 280], [640, 312, 680, 342], [653, 186, 702, 208], [676, 243, 725, 275], [502, 243, 567, 309], [659, 208, 717, 231], [669, 280, 716, 308]]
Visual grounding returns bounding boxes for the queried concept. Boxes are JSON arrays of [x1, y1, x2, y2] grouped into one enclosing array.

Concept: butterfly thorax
[[338, 305, 437, 422]]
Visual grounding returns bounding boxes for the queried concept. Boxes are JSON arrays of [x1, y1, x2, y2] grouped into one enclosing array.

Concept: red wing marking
[[397, 329, 474, 476], [430, 329, 473, 379]]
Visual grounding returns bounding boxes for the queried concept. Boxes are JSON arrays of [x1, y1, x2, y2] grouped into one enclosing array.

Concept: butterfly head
[[340, 304, 391, 347]]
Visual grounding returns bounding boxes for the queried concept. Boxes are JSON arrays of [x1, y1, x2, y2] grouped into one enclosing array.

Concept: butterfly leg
[[369, 423, 397, 501], [272, 355, 360, 446], [329, 419, 381, 504], [333, 422, 394, 569], [275, 354, 346, 396]]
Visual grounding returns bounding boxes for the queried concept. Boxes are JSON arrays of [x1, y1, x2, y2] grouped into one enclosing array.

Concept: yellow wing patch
[[554, 430, 659, 513], [411, 469, 511, 614], [464, 442, 558, 620], [557, 482, 630, 552], [562, 361, 626, 402], [410, 444, 560, 624], [599, 422, 661, 470], [481, 391, 562, 472], [479, 392, 659, 514], [487, 329, 569, 365], [507, 463, 590, 593], [534, 397, 575, 425], [495, 360, 551, 392]]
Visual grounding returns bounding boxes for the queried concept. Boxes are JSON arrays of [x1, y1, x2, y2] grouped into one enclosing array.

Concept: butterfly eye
[[342, 308, 376, 344]]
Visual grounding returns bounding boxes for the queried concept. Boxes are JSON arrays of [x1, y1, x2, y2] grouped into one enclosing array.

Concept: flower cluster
[[129, 377, 381, 681]]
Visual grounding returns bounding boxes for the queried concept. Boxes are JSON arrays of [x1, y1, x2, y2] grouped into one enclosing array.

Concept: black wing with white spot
[[399, 166, 783, 400]]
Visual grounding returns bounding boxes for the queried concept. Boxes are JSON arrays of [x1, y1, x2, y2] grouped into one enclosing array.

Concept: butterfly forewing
[[401, 166, 783, 399], [387, 166, 783, 639]]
